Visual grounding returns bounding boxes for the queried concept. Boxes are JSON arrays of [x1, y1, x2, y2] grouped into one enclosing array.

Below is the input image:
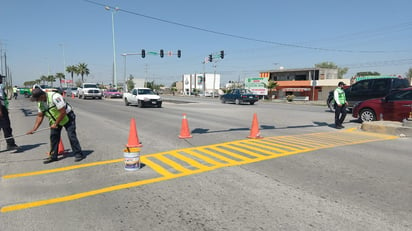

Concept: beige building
[[260, 68, 349, 101]]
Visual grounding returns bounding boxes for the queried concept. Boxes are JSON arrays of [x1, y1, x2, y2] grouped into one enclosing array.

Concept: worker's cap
[[31, 88, 46, 101], [338, 81, 346, 86]]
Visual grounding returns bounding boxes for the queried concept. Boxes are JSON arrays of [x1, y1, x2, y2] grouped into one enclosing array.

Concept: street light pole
[[105, 6, 119, 88]]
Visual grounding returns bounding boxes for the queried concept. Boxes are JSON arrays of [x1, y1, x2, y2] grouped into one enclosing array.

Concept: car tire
[[124, 98, 130, 106], [221, 98, 226, 104], [157, 103, 162, 108], [359, 108, 376, 122], [250, 101, 255, 105], [138, 100, 144, 108]]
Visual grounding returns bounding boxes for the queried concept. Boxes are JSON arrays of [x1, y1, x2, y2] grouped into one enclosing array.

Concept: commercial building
[[259, 67, 349, 101], [182, 73, 221, 96]]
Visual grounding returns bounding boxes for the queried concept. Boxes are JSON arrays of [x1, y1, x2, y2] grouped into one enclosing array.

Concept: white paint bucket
[[123, 147, 141, 171]]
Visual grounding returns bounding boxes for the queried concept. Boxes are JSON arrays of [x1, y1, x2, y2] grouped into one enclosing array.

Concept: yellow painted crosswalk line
[[140, 156, 174, 177], [1, 129, 399, 213], [197, 148, 240, 164], [209, 146, 253, 161], [168, 152, 209, 170], [181, 150, 226, 167]]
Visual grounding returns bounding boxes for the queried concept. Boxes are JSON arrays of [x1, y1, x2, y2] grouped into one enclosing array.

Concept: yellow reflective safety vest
[[38, 92, 69, 126], [334, 87, 346, 105]]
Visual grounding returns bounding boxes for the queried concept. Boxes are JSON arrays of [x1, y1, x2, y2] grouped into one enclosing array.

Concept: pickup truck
[[123, 88, 162, 108], [78, 83, 103, 99]]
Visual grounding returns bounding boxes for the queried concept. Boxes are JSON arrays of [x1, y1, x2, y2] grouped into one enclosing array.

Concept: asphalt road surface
[[1, 96, 411, 231]]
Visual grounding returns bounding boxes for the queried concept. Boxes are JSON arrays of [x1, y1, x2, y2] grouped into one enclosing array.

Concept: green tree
[[76, 63, 90, 83], [266, 80, 277, 99], [126, 75, 134, 92], [40, 75, 48, 85], [55, 72, 65, 87], [66, 65, 78, 86], [315, 62, 348, 79], [47, 75, 56, 86]]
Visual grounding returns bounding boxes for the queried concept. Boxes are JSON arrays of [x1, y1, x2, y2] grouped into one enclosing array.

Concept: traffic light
[[220, 50, 224, 59], [160, 49, 164, 58], [177, 50, 181, 58], [141, 49, 145, 58], [208, 54, 213, 62]]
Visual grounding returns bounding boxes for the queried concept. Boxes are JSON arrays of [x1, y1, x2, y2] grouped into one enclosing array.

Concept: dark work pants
[[334, 104, 347, 126], [0, 106, 16, 146], [50, 111, 83, 158]]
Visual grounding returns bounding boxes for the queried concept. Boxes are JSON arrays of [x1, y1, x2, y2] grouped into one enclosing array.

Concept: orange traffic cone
[[126, 118, 142, 147], [58, 139, 66, 155], [179, 113, 192, 139], [247, 113, 263, 139]]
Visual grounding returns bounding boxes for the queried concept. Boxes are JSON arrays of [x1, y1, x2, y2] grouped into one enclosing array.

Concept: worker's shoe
[[43, 156, 58, 164], [7, 144, 20, 151], [74, 154, 85, 162]]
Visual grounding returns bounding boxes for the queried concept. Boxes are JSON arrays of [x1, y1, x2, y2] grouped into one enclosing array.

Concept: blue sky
[[1, 0, 411, 87]]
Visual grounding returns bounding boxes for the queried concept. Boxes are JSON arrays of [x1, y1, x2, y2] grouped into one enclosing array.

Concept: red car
[[103, 89, 123, 98], [352, 87, 412, 122]]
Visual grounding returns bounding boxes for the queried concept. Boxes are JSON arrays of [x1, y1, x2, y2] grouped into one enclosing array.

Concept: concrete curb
[[361, 121, 412, 137]]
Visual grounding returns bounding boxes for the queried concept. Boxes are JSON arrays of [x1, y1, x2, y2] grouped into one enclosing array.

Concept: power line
[[83, 0, 391, 54]]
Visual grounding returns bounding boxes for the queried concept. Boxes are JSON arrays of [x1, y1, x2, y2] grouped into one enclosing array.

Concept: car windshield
[[138, 89, 155, 95], [84, 84, 98, 88], [239, 89, 252, 94]]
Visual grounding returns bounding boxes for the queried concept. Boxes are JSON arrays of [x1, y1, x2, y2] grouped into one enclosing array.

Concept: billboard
[[245, 77, 268, 95]]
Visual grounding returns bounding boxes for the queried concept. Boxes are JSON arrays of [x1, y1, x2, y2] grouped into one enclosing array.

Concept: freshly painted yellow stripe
[[232, 142, 283, 156], [224, 143, 270, 157], [154, 155, 192, 173], [182, 150, 224, 166], [209, 146, 251, 161], [2, 158, 124, 179], [198, 148, 239, 164], [140, 156, 173, 177], [1, 176, 169, 213], [169, 152, 209, 170]]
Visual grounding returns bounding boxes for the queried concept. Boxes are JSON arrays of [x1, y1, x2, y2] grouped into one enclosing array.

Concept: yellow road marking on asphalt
[[2, 158, 124, 179], [1, 129, 399, 213]]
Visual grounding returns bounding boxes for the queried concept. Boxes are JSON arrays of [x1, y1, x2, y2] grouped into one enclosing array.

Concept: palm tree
[[267, 80, 278, 99], [47, 75, 56, 87], [40, 75, 48, 85], [66, 65, 77, 87], [55, 72, 65, 88], [76, 63, 90, 83]]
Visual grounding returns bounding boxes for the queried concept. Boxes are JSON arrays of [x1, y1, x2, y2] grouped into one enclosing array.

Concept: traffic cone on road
[[179, 113, 192, 139], [58, 139, 66, 155], [247, 113, 263, 139], [126, 118, 142, 147]]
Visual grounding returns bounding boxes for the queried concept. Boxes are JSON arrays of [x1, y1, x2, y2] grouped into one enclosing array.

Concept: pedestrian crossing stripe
[[1, 129, 398, 212]]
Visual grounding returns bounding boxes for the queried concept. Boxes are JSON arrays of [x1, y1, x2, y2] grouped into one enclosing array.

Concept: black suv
[[327, 77, 410, 112]]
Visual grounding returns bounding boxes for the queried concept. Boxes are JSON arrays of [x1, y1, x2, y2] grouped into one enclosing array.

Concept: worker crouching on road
[[27, 88, 85, 164]]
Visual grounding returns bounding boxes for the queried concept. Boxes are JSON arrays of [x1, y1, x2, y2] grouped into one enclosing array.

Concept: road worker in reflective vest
[[27, 87, 85, 164]]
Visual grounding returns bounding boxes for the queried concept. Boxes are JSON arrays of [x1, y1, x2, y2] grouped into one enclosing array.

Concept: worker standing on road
[[0, 77, 19, 151], [13, 86, 18, 99], [334, 81, 348, 129], [26, 88, 85, 164]]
